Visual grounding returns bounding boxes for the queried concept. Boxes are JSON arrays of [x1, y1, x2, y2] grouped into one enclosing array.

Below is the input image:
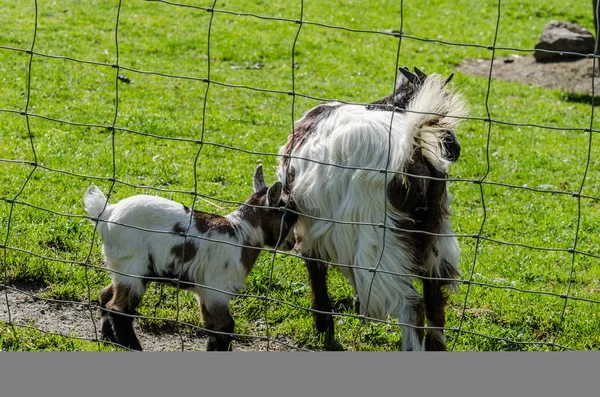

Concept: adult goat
[[278, 68, 467, 351]]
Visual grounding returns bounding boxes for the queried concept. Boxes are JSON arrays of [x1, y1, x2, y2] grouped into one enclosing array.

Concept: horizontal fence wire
[[1, 0, 599, 351]]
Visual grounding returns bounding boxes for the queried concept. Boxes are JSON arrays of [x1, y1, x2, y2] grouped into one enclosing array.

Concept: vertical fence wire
[[353, 0, 406, 349], [552, 0, 598, 349], [263, 0, 305, 352], [180, 0, 218, 351], [1, 0, 40, 342], [451, 0, 502, 351]]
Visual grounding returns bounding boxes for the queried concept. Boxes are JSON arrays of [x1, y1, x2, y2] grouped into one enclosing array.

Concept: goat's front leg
[[305, 259, 334, 337], [202, 301, 234, 351]]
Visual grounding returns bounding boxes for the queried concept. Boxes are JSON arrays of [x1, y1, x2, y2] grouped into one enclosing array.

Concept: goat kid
[[83, 165, 297, 351], [278, 69, 468, 351]]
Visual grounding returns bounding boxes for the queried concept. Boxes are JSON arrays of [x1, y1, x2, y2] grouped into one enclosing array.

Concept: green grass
[[1, 0, 599, 351], [0, 322, 122, 351]]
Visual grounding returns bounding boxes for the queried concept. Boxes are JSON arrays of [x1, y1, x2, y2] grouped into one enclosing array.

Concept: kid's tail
[[83, 185, 110, 223]]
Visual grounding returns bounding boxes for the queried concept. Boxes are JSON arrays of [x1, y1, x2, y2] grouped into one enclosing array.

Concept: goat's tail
[[83, 185, 110, 223], [403, 74, 468, 171]]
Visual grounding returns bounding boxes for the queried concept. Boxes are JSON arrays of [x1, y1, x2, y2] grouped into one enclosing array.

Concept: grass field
[[1, 0, 599, 351]]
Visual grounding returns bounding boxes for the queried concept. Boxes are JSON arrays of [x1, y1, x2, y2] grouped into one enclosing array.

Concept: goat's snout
[[276, 227, 297, 251]]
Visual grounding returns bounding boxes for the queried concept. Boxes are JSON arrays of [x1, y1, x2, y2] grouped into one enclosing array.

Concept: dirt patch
[[0, 285, 302, 351], [458, 55, 600, 98]]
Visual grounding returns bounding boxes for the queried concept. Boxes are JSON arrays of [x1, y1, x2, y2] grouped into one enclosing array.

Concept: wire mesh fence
[[1, 0, 599, 351]]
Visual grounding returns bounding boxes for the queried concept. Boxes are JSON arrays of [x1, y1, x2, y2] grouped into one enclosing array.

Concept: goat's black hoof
[[126, 341, 143, 351], [313, 315, 334, 335], [314, 331, 344, 351], [207, 337, 233, 351], [322, 337, 345, 351], [99, 315, 117, 344], [425, 335, 447, 351]]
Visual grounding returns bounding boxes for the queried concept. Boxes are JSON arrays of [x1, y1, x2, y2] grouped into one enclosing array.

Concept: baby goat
[[278, 68, 467, 351], [83, 165, 297, 351]]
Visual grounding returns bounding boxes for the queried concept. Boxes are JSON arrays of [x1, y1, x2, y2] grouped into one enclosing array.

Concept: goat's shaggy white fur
[[279, 75, 467, 350], [85, 189, 256, 308]]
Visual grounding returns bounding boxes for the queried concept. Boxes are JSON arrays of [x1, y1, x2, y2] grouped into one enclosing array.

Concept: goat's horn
[[399, 66, 418, 85], [444, 73, 455, 85], [414, 67, 428, 81]]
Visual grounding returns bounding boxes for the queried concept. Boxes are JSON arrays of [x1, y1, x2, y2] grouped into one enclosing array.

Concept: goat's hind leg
[[201, 301, 234, 351], [398, 290, 426, 351], [424, 248, 460, 351], [104, 281, 144, 351], [98, 284, 117, 344]]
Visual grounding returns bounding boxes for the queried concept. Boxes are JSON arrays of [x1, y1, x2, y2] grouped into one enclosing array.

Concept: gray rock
[[534, 20, 596, 61]]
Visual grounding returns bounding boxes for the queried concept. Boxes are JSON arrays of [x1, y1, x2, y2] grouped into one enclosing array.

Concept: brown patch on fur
[[183, 205, 190, 213], [236, 192, 265, 229], [282, 167, 296, 195], [99, 284, 115, 308], [387, 148, 450, 266], [171, 241, 198, 263], [173, 223, 186, 234], [237, 191, 298, 249], [106, 284, 141, 314], [145, 255, 195, 289], [193, 211, 235, 236], [386, 146, 460, 351], [237, 190, 298, 272], [240, 244, 262, 272], [280, 104, 339, 169]]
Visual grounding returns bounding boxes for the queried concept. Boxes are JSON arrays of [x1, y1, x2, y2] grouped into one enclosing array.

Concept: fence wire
[[1, 0, 598, 351]]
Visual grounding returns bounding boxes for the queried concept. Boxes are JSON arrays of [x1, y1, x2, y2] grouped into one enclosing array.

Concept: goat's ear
[[266, 181, 282, 207], [253, 165, 268, 192]]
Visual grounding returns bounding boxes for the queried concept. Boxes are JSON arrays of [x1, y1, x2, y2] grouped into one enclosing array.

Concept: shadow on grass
[[561, 92, 600, 106]]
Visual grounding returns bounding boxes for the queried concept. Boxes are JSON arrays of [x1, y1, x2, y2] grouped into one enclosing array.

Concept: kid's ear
[[266, 181, 282, 207], [253, 164, 267, 192]]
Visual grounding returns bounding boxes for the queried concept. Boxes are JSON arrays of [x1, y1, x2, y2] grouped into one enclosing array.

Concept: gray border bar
[[1, 352, 598, 397]]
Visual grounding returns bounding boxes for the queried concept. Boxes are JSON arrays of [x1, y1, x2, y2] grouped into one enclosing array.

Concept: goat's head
[[243, 165, 298, 250]]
